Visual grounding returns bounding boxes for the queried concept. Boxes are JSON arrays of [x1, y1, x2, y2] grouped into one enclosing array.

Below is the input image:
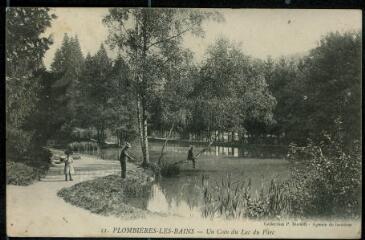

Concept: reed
[[201, 174, 292, 219]]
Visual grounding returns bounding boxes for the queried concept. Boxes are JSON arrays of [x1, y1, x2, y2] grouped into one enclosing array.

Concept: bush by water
[[202, 124, 361, 219]]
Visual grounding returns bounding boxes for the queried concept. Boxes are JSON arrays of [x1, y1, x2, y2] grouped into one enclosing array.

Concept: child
[[64, 149, 75, 181]]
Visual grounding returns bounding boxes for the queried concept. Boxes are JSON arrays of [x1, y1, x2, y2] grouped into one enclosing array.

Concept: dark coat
[[187, 148, 195, 160]]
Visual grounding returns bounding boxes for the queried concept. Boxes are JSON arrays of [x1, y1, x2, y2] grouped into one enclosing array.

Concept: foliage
[[287, 120, 362, 218], [68, 141, 98, 152], [160, 162, 180, 177], [202, 121, 362, 219], [265, 31, 361, 145], [50, 34, 85, 141], [189, 38, 276, 140], [6, 7, 56, 161], [7, 148, 51, 185], [103, 8, 223, 165], [108, 55, 139, 143], [301, 31, 361, 145], [23, 69, 63, 146], [6, 161, 39, 185], [76, 45, 115, 145], [263, 57, 306, 143], [150, 49, 197, 134]]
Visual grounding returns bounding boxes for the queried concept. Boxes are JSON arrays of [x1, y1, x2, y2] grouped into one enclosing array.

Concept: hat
[[125, 142, 131, 148]]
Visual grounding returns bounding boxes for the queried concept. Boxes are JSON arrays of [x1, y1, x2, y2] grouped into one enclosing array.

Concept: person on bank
[[64, 148, 75, 181], [119, 142, 135, 179], [187, 145, 196, 169]]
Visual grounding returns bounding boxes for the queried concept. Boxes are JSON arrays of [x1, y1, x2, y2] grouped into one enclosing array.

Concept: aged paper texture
[[6, 8, 362, 238]]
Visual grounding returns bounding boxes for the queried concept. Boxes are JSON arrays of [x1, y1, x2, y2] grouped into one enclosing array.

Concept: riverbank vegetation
[[202, 123, 362, 219], [57, 175, 152, 218]]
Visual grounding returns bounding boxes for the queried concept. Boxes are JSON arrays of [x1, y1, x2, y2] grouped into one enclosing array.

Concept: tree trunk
[[158, 123, 175, 165], [139, 12, 150, 167], [142, 107, 149, 166], [137, 96, 147, 165]]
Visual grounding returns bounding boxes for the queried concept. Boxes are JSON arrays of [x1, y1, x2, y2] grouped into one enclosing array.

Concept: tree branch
[[146, 27, 193, 50], [158, 122, 175, 166]]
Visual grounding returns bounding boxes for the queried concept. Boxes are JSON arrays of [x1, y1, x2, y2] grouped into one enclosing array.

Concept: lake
[[94, 142, 290, 217]]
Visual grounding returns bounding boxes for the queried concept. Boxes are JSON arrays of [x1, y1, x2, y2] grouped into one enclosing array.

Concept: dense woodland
[[6, 8, 361, 162], [6, 8, 362, 217]]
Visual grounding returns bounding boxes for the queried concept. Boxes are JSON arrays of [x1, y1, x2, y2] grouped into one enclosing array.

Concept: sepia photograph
[[5, 7, 362, 238]]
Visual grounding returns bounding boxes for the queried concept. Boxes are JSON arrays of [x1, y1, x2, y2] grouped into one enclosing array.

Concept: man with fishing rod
[[187, 145, 196, 169], [119, 142, 136, 179], [186, 141, 213, 169]]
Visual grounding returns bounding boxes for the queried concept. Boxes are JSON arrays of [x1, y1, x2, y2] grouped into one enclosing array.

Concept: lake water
[[93, 142, 290, 217]]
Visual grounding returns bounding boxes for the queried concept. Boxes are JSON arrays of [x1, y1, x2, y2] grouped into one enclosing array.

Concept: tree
[[263, 57, 306, 144], [50, 34, 84, 141], [191, 38, 276, 143], [77, 45, 116, 149], [6, 7, 56, 158], [103, 8, 223, 166], [23, 69, 63, 146], [300, 31, 361, 147], [108, 55, 138, 144]]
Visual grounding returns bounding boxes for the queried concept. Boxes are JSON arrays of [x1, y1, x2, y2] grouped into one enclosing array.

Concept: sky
[[43, 8, 362, 69]]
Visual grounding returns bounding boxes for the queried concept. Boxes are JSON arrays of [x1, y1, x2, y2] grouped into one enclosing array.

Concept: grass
[[57, 175, 153, 219]]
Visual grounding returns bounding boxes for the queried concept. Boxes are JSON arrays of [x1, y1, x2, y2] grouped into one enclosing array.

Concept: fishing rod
[[173, 140, 214, 166], [117, 143, 141, 162], [195, 141, 214, 158]]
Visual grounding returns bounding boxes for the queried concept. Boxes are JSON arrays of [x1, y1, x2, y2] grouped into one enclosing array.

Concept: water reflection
[[129, 158, 290, 217], [147, 184, 169, 213], [146, 183, 201, 217], [84, 141, 286, 161], [150, 145, 241, 157], [149, 144, 284, 158], [82, 142, 289, 216]]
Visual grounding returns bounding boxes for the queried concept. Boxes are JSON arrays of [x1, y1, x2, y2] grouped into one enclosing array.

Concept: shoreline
[[49, 148, 156, 218]]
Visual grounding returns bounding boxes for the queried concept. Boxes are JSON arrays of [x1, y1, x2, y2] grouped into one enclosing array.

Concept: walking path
[[7, 150, 149, 237], [7, 150, 361, 238]]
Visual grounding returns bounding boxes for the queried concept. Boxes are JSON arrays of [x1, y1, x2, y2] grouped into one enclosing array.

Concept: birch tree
[[103, 8, 223, 166]]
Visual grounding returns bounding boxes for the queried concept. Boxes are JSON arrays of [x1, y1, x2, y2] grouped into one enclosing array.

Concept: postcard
[[6, 7, 362, 238]]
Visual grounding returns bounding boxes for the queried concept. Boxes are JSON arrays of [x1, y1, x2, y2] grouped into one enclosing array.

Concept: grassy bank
[[6, 148, 52, 185], [57, 175, 153, 219]]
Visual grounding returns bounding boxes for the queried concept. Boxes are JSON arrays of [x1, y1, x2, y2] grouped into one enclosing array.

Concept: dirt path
[[6, 151, 151, 237], [7, 150, 361, 238]]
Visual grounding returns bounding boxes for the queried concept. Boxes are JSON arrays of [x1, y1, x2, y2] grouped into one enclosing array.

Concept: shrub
[[6, 148, 51, 185], [287, 121, 362, 218], [160, 162, 180, 177], [6, 161, 38, 185], [6, 127, 34, 161]]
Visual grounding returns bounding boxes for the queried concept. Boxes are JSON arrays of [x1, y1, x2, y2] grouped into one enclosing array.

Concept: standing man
[[187, 145, 196, 169], [119, 142, 135, 179]]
